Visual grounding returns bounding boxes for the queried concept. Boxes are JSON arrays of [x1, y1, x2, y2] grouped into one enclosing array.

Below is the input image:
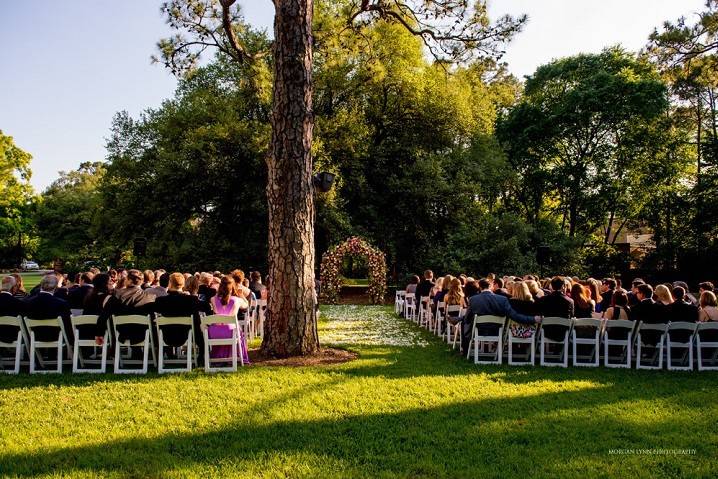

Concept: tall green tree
[[34, 162, 106, 267], [0, 130, 35, 267], [154, 0, 525, 357], [497, 48, 670, 240]]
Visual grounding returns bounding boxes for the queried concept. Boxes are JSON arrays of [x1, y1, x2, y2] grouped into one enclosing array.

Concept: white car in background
[[21, 260, 40, 270]]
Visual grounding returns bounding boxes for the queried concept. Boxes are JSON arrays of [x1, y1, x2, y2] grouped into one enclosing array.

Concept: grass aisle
[[0, 305, 716, 478]]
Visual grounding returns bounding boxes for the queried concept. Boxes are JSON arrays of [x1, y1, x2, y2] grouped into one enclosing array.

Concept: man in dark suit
[[154, 272, 204, 365], [0, 275, 26, 346], [669, 287, 699, 323], [67, 272, 94, 309], [536, 276, 574, 341], [630, 284, 661, 345], [599, 278, 616, 312], [23, 274, 73, 343], [415, 270, 435, 314], [461, 279, 540, 353]]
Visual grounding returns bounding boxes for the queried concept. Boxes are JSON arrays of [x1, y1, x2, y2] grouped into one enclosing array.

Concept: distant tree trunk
[[261, 0, 319, 357]]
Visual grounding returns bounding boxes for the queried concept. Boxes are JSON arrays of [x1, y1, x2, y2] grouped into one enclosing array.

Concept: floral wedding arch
[[319, 236, 387, 305]]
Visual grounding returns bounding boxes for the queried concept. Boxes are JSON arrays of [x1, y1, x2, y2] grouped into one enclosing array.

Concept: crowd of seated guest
[[0, 267, 269, 367], [403, 271, 717, 355]]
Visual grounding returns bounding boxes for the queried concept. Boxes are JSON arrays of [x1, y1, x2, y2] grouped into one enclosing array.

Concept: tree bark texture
[[261, 0, 319, 357]]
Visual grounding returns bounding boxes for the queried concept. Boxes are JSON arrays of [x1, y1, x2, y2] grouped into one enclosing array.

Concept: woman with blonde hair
[[654, 284, 674, 305], [699, 291, 718, 322], [526, 280, 543, 299], [444, 278, 465, 326]]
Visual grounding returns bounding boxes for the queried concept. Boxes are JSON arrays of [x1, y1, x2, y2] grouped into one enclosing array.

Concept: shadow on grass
[[1, 381, 713, 477]]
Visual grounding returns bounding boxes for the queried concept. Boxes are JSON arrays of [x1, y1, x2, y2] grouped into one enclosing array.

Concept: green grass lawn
[[1, 305, 716, 478], [15, 272, 44, 292]]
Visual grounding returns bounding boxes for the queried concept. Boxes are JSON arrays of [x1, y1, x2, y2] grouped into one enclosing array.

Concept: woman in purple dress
[[209, 276, 250, 364]]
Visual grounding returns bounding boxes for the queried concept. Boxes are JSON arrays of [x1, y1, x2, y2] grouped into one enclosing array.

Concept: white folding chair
[[468, 315, 506, 365], [539, 317, 572, 367], [434, 301, 446, 336], [112, 315, 155, 374], [507, 321, 537, 366], [635, 322, 667, 370], [603, 320, 636, 368], [445, 305, 463, 347], [404, 293, 416, 321], [156, 316, 195, 374], [247, 298, 258, 340], [696, 322, 718, 371], [72, 315, 108, 373], [417, 296, 431, 327], [255, 299, 267, 338], [666, 322, 698, 371], [202, 314, 240, 373], [395, 290, 406, 315], [24, 317, 70, 374], [0, 316, 24, 374], [571, 318, 602, 367]]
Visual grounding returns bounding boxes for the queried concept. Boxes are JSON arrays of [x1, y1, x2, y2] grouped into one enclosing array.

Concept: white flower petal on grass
[[320, 305, 431, 347]]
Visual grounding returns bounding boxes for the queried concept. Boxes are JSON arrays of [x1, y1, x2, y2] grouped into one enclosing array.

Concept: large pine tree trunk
[[261, 0, 319, 357]]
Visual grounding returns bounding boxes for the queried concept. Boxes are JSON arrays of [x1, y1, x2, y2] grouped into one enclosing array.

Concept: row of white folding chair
[[0, 312, 252, 375], [0, 315, 73, 374], [461, 314, 718, 370]]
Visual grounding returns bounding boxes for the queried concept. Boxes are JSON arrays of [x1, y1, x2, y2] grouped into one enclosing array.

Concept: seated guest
[[461, 278, 540, 353], [10, 273, 27, 299], [185, 275, 212, 315], [629, 284, 656, 322], [0, 275, 25, 316], [509, 281, 539, 340], [599, 279, 617, 312], [699, 291, 718, 322], [673, 281, 698, 306], [509, 281, 539, 316], [209, 276, 249, 364], [145, 273, 169, 298], [526, 280, 544, 300], [571, 283, 595, 318], [536, 277, 574, 341], [492, 278, 511, 298], [24, 274, 72, 343], [249, 271, 267, 300], [83, 273, 112, 316], [603, 290, 630, 320], [443, 278, 465, 332], [653, 284, 674, 324], [699, 282, 714, 295], [537, 277, 574, 318], [464, 280, 480, 300], [231, 269, 252, 301], [405, 275, 420, 295], [142, 270, 155, 290], [627, 279, 645, 307], [415, 270, 435, 306], [198, 272, 217, 302], [0, 276, 26, 347], [67, 272, 94, 310], [155, 273, 204, 362], [669, 287, 699, 322], [95, 269, 156, 344], [434, 274, 452, 305]]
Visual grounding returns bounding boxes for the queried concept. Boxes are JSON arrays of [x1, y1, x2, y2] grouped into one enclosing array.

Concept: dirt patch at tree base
[[247, 347, 358, 367]]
